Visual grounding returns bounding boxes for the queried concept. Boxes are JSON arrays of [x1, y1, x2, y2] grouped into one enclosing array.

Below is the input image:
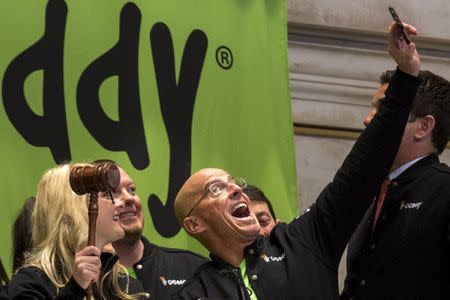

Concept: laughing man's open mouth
[[231, 202, 251, 219]]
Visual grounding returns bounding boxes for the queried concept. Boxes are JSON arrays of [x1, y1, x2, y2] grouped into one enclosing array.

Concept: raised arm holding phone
[[342, 11, 450, 300], [173, 21, 422, 300]]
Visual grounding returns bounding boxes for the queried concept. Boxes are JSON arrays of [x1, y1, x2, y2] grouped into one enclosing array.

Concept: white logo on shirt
[[400, 201, 423, 210], [159, 276, 186, 286], [260, 252, 285, 263]]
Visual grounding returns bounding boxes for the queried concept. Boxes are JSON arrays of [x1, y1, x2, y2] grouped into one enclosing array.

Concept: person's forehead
[[193, 169, 230, 191], [251, 202, 271, 215], [119, 167, 133, 185], [203, 173, 231, 189]]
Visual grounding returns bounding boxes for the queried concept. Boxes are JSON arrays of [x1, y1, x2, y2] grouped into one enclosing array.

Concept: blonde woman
[[8, 163, 147, 299]]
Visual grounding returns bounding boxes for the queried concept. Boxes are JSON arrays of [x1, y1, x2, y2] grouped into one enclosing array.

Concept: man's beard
[[120, 223, 144, 244]]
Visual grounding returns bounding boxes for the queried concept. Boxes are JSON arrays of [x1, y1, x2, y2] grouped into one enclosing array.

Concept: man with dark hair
[[93, 160, 207, 299], [243, 184, 279, 237], [342, 70, 450, 299], [363, 70, 395, 127], [173, 23, 422, 299]]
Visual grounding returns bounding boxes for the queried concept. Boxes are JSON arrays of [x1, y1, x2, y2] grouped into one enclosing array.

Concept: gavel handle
[[86, 193, 98, 300]]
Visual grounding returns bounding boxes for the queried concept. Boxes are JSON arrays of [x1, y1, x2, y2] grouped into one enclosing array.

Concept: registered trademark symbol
[[215, 45, 233, 70]]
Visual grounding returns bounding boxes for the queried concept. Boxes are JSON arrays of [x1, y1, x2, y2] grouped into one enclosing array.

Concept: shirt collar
[[388, 155, 429, 180]]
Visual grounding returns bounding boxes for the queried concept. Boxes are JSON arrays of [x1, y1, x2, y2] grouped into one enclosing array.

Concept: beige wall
[[287, 0, 450, 291], [288, 0, 450, 41]]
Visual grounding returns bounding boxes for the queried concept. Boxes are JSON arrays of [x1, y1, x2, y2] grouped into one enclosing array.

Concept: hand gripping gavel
[[69, 162, 120, 299]]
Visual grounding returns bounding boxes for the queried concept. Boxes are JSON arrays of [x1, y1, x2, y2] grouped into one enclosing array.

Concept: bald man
[[173, 22, 422, 299]]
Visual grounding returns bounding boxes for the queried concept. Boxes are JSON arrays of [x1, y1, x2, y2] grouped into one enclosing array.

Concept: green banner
[[0, 0, 297, 275]]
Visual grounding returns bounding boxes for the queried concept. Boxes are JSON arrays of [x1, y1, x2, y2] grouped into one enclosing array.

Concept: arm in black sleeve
[[288, 69, 421, 269], [55, 277, 85, 299], [8, 267, 55, 300], [8, 267, 85, 300]]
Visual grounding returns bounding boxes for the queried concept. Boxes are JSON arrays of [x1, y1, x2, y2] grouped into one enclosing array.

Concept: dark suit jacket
[[343, 153, 450, 299]]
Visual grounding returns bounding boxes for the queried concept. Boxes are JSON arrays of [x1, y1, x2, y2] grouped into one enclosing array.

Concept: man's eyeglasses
[[186, 177, 247, 217]]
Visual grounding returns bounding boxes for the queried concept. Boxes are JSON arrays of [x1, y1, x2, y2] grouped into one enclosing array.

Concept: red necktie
[[372, 178, 391, 232]]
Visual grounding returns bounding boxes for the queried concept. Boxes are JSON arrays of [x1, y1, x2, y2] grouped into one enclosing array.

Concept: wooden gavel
[[69, 162, 120, 299]]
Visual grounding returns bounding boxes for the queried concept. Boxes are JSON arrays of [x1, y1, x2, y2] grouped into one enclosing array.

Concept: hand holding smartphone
[[388, 6, 411, 44]]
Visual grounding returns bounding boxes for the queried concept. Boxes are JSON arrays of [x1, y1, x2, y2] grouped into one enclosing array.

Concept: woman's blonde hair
[[24, 163, 139, 299]]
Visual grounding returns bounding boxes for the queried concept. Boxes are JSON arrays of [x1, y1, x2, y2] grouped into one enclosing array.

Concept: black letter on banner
[[148, 23, 208, 237], [2, 0, 69, 163], [77, 2, 148, 170]]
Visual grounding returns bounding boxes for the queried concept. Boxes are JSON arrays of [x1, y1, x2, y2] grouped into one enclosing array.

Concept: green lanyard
[[127, 267, 137, 279], [239, 259, 258, 300]]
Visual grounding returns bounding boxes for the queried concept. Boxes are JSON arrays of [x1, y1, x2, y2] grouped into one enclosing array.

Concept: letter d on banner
[[2, 0, 70, 163], [77, 3, 149, 170]]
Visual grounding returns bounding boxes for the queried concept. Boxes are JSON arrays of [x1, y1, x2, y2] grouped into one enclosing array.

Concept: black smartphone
[[388, 6, 411, 44]]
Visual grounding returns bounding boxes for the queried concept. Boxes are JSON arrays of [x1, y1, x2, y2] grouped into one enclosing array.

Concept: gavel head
[[69, 162, 120, 195]]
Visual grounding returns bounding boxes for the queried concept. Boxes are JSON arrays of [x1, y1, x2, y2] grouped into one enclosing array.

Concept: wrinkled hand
[[72, 246, 101, 289], [388, 22, 419, 77]]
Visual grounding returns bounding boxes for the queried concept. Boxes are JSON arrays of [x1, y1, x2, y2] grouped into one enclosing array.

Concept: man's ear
[[415, 115, 435, 139], [183, 216, 206, 235], [276, 219, 281, 224]]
